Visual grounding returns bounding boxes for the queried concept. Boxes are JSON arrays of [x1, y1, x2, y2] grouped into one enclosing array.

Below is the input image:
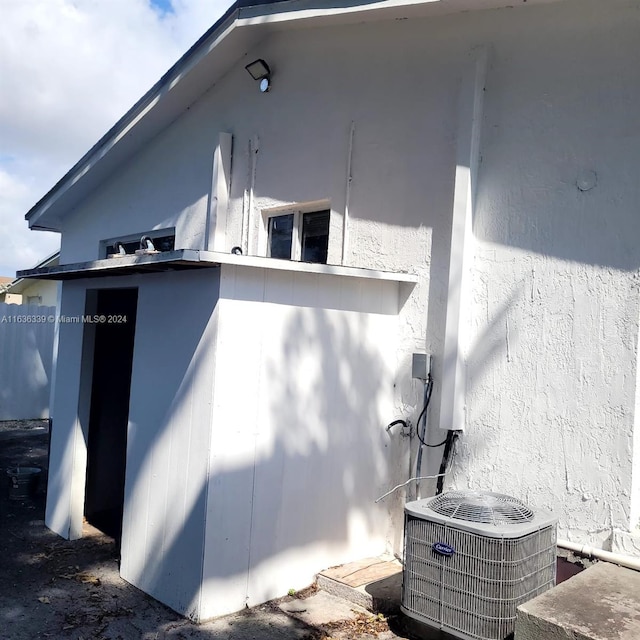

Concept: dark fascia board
[[17, 250, 217, 280], [5, 250, 61, 290]]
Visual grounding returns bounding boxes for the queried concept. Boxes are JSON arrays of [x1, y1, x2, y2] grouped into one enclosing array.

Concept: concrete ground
[[516, 561, 640, 640], [0, 421, 428, 640]]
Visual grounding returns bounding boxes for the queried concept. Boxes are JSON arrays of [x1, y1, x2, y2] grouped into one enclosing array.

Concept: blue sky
[[151, 0, 175, 14], [0, 0, 231, 277]]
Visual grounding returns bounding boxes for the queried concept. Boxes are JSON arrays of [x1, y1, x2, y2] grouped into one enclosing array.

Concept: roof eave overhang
[[25, 0, 564, 232], [25, 6, 244, 232]]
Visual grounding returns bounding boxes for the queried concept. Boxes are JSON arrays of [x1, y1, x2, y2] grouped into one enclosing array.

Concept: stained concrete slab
[[516, 561, 640, 640], [317, 556, 403, 614], [314, 556, 459, 638], [320, 556, 400, 587], [279, 590, 368, 625]]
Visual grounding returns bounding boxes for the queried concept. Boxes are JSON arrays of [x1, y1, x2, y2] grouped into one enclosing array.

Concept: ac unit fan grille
[[428, 490, 535, 525]]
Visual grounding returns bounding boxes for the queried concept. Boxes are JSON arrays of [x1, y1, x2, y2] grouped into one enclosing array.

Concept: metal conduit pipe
[[557, 539, 640, 572]]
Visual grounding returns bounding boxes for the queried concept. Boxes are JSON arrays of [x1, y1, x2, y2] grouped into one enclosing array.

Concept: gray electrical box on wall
[[412, 353, 431, 380]]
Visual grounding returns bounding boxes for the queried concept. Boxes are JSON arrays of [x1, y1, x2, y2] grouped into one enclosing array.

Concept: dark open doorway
[[84, 288, 138, 544]]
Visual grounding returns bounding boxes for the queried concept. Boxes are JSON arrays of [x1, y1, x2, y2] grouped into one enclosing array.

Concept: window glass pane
[[268, 214, 294, 259], [301, 210, 329, 263]]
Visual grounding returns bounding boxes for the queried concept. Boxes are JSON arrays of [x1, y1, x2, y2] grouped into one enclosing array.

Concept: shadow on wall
[[423, 4, 640, 525], [123, 285, 399, 617], [416, 284, 522, 498], [255, 307, 397, 569]]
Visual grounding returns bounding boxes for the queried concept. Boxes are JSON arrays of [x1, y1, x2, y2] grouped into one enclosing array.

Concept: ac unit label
[[432, 542, 455, 557]]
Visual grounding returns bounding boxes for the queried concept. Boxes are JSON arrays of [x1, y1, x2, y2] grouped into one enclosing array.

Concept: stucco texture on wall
[[50, 0, 640, 553], [456, 0, 640, 546]]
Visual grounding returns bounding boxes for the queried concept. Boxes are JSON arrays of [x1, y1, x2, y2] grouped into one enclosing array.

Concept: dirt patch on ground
[[0, 423, 162, 639], [0, 423, 425, 640], [324, 612, 390, 636]]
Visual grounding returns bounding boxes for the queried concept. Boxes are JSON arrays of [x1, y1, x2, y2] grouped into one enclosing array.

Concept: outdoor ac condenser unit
[[402, 490, 557, 640]]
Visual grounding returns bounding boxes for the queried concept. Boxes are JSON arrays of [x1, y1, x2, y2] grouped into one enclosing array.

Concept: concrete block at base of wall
[[515, 562, 640, 640], [316, 556, 403, 614]]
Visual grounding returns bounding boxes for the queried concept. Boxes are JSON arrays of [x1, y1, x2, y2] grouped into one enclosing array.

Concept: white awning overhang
[[17, 250, 419, 284]]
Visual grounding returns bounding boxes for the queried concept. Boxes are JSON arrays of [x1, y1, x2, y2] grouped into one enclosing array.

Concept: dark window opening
[[267, 214, 294, 259], [266, 209, 330, 264], [301, 210, 329, 263]]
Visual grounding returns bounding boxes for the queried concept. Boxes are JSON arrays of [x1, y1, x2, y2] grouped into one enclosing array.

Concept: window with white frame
[[264, 208, 330, 264]]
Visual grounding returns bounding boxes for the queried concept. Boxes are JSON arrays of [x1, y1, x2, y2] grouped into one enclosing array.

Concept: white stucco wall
[[48, 0, 640, 585], [1, 292, 22, 304], [454, 0, 640, 549], [0, 281, 58, 307]]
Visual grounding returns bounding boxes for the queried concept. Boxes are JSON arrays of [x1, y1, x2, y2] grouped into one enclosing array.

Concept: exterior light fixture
[[245, 58, 271, 92], [135, 235, 159, 255], [140, 236, 156, 251]]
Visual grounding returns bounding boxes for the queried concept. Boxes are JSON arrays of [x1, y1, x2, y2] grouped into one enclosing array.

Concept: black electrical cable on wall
[[386, 374, 447, 447], [384, 372, 462, 498], [415, 375, 448, 448], [386, 419, 408, 432], [436, 429, 459, 495]]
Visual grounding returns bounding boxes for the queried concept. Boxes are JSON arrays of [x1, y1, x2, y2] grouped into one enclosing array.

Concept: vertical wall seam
[[342, 121, 355, 265]]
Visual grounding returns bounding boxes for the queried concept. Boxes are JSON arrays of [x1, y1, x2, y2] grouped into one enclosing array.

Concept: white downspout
[[557, 539, 640, 572], [440, 46, 488, 433]]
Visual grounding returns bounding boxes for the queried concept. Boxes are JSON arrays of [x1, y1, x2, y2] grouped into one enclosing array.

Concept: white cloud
[[0, 0, 231, 276], [0, 168, 59, 273]]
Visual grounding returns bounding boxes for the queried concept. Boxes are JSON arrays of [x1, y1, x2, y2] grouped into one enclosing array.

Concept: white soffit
[[237, 0, 562, 29], [25, 0, 564, 232]]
